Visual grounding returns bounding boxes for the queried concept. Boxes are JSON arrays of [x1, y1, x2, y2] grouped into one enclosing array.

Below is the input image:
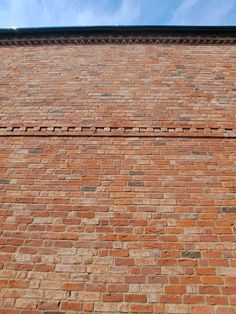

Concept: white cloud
[[104, 0, 141, 25], [0, 0, 141, 28], [171, 0, 235, 25], [171, 0, 199, 25], [198, 0, 235, 25], [0, 0, 234, 28]]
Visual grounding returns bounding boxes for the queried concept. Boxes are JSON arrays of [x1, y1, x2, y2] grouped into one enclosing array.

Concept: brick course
[[0, 29, 235, 313]]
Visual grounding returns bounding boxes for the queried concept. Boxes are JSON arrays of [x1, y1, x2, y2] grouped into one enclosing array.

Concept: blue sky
[[0, 0, 235, 28]]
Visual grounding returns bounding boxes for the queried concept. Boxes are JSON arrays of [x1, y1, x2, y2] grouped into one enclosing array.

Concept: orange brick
[[165, 285, 186, 294], [0, 26, 235, 313]]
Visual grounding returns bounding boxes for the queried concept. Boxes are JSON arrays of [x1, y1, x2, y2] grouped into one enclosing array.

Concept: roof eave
[[0, 25, 236, 38]]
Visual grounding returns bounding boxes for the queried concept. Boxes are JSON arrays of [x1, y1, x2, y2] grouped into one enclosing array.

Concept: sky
[[0, 0, 235, 28]]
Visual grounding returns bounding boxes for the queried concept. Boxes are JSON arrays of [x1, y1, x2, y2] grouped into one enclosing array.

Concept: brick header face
[[0, 32, 235, 313]]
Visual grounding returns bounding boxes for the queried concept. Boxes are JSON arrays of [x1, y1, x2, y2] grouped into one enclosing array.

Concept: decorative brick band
[[0, 126, 235, 138], [0, 36, 235, 46]]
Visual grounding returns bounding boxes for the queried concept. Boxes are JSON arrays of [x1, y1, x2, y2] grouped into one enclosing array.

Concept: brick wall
[[0, 39, 236, 313]]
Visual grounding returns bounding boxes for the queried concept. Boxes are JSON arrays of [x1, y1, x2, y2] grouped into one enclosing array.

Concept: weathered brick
[[216, 307, 236, 314], [102, 293, 123, 302], [15, 299, 37, 309], [166, 304, 189, 313], [130, 304, 153, 313], [28, 149, 43, 154], [0, 179, 9, 184], [181, 251, 201, 258], [83, 302, 94, 312], [0, 27, 235, 313], [125, 294, 147, 302], [222, 207, 236, 213], [191, 305, 213, 314], [44, 312, 65, 314], [80, 186, 97, 192], [61, 301, 82, 311], [128, 180, 144, 186], [38, 301, 60, 310], [129, 171, 145, 175], [63, 283, 84, 291]]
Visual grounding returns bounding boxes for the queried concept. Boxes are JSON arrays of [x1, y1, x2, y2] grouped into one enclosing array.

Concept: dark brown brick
[[222, 207, 236, 213], [181, 251, 201, 259], [80, 186, 97, 192], [179, 116, 192, 121], [128, 181, 144, 186], [154, 140, 166, 146], [192, 151, 208, 155], [0, 179, 9, 184], [28, 149, 43, 154], [129, 171, 144, 175]]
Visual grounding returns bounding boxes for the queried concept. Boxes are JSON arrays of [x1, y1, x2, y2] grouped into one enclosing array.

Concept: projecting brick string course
[[0, 125, 235, 138], [0, 27, 236, 313]]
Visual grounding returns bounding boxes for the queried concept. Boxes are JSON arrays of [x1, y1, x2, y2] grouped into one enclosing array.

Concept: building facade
[[0, 26, 236, 313]]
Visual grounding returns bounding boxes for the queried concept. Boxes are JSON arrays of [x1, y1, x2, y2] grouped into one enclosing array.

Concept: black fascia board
[[0, 26, 235, 39]]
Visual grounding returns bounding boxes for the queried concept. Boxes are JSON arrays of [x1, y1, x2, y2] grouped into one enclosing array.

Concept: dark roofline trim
[[1, 26, 236, 36], [0, 26, 235, 46]]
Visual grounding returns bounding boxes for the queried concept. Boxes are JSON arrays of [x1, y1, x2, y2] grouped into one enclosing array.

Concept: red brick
[[115, 257, 135, 266], [183, 295, 205, 304], [0, 310, 19, 314], [191, 305, 213, 314], [125, 276, 146, 284], [61, 301, 82, 311], [202, 276, 224, 285], [102, 293, 123, 302], [165, 285, 186, 294], [63, 283, 84, 291], [0, 28, 236, 313], [130, 304, 153, 313], [206, 296, 228, 305], [83, 302, 94, 312], [8, 280, 29, 288], [15, 299, 37, 309], [196, 267, 216, 275], [108, 284, 129, 293], [216, 308, 236, 314], [125, 294, 147, 302], [153, 304, 164, 313], [160, 295, 181, 303], [0, 280, 8, 288], [34, 264, 55, 272], [109, 249, 129, 257], [38, 301, 60, 310]]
